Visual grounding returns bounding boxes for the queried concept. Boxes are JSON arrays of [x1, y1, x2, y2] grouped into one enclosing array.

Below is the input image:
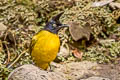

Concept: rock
[[54, 61, 98, 80], [8, 64, 66, 80], [109, 2, 120, 9], [8, 61, 120, 80], [81, 76, 110, 80], [0, 23, 7, 38], [91, 0, 114, 7], [53, 61, 120, 80], [58, 46, 69, 58], [0, 23, 7, 31], [54, 46, 69, 62]]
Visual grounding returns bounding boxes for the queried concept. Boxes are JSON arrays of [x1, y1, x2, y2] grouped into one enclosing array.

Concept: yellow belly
[[31, 30, 60, 70]]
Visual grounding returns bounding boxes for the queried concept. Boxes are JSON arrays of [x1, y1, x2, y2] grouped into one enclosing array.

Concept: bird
[[30, 12, 68, 70]]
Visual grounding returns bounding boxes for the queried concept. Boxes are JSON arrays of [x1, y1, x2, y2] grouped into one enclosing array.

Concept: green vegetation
[[0, 0, 120, 79]]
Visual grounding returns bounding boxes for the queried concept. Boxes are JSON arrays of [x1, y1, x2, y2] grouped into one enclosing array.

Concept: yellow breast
[[31, 30, 60, 70]]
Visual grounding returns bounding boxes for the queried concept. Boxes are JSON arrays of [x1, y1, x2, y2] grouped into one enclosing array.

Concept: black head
[[44, 12, 69, 34]]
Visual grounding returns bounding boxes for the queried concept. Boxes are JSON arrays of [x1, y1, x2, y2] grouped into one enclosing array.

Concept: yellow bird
[[30, 12, 68, 70]]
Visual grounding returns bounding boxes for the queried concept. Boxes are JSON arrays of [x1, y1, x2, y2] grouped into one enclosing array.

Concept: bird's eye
[[53, 24, 57, 28]]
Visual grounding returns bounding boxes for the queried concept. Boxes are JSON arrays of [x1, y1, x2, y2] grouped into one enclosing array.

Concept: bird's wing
[[29, 30, 43, 54], [29, 36, 38, 55]]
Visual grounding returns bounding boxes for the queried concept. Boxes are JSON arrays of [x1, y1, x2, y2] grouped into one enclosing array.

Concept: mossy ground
[[0, 0, 120, 79]]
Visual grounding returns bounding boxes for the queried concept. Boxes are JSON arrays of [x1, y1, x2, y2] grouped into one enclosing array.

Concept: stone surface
[[0, 23, 7, 31], [81, 76, 110, 80], [8, 61, 120, 80], [8, 64, 66, 80]]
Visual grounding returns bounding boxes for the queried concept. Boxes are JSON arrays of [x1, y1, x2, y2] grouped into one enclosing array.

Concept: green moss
[[0, 0, 120, 79], [83, 41, 120, 63]]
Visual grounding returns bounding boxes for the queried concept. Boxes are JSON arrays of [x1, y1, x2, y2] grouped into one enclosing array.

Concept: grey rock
[[81, 76, 110, 80], [0, 23, 7, 31]]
